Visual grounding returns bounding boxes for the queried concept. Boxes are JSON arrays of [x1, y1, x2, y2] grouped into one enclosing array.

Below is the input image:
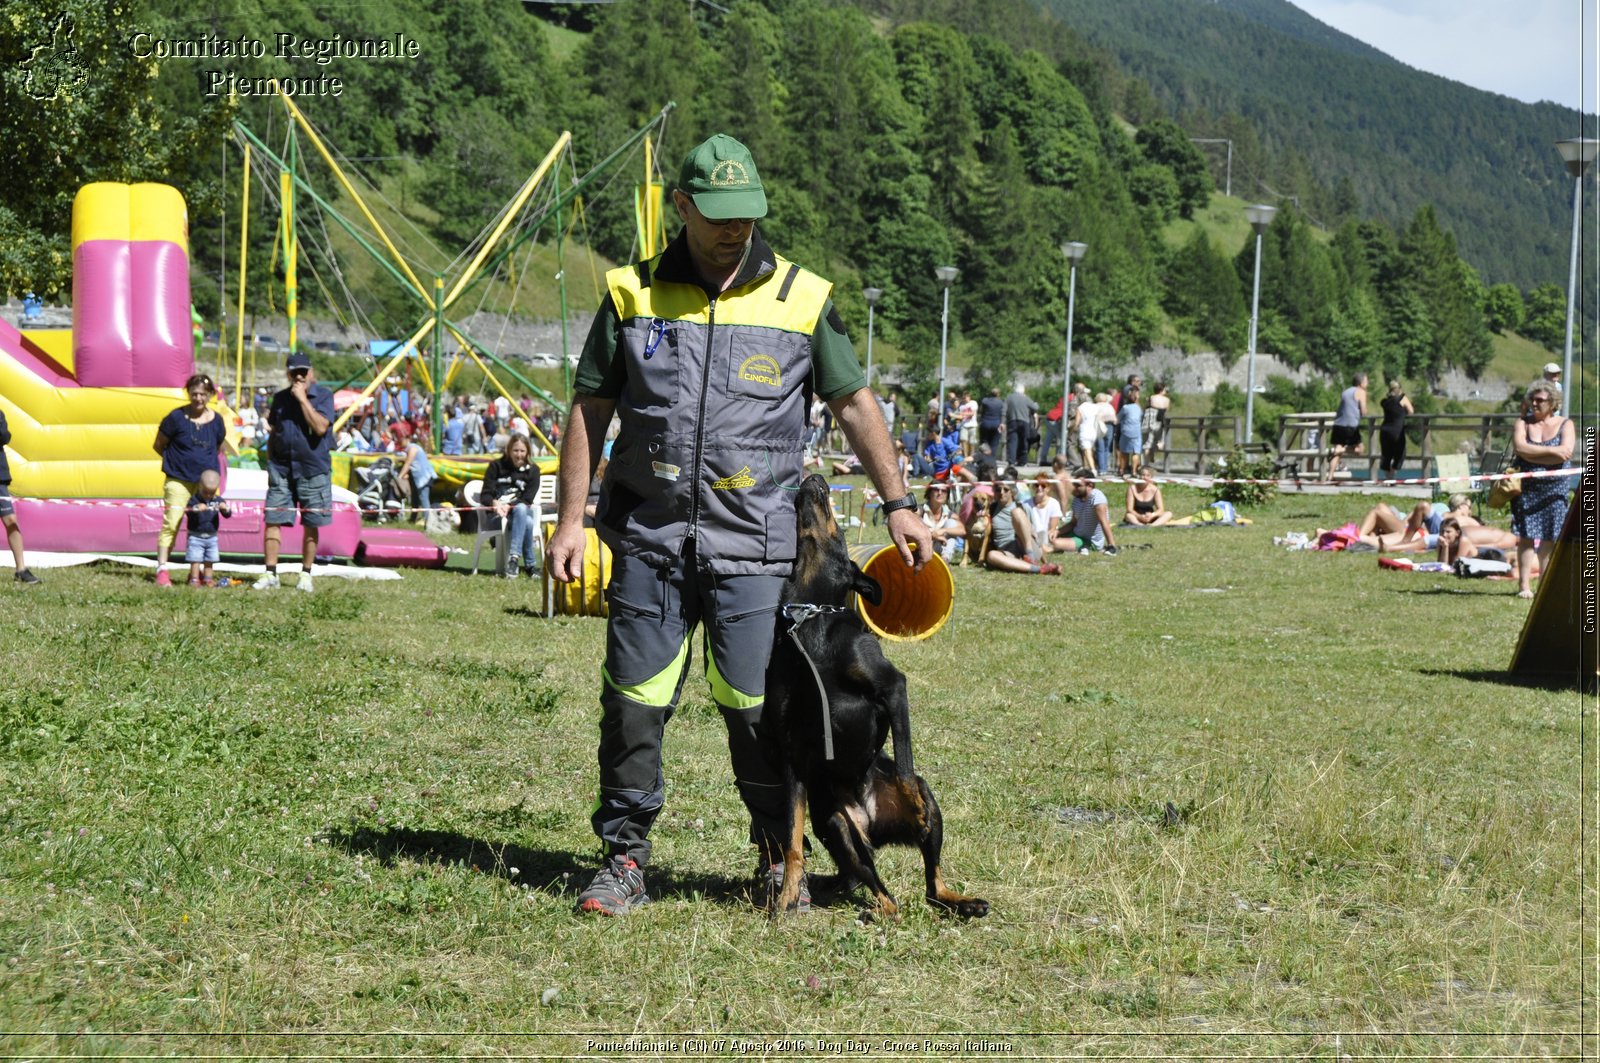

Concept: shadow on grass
[[325, 825, 752, 905], [502, 605, 547, 619], [1417, 667, 1587, 692]]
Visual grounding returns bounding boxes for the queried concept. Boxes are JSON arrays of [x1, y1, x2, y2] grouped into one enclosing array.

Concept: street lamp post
[[862, 287, 882, 390], [934, 266, 959, 432], [1057, 241, 1088, 462], [1242, 204, 1277, 445], [1556, 139, 1598, 414]]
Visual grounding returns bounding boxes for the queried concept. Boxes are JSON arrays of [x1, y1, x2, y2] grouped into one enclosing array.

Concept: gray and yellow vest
[[596, 251, 832, 576]]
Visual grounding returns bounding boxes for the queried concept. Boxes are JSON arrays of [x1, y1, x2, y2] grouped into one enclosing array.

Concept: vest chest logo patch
[[652, 461, 681, 482], [737, 354, 782, 389], [712, 465, 756, 490]]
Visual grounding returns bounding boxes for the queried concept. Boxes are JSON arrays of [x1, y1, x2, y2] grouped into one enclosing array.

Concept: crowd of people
[[883, 374, 1172, 485], [233, 378, 560, 465], [909, 460, 1166, 577]]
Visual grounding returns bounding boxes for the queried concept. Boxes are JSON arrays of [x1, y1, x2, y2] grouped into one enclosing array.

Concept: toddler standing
[[184, 470, 231, 586]]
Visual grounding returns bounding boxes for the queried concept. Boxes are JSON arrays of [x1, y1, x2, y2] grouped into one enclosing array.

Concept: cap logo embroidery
[[709, 159, 751, 187], [737, 354, 781, 388]]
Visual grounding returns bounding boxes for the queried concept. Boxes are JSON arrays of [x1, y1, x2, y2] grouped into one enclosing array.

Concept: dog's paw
[[929, 894, 990, 919]]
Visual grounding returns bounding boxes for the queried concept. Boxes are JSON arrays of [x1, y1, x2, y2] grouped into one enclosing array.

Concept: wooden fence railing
[[1274, 411, 1594, 481]]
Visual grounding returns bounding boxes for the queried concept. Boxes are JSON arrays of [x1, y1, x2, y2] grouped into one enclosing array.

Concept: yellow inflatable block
[[21, 329, 73, 374], [0, 343, 237, 499], [71, 182, 189, 251]]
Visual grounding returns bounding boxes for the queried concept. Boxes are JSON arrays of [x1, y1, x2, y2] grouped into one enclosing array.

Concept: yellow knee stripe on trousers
[[159, 477, 202, 551], [706, 648, 763, 710], [602, 637, 691, 708]]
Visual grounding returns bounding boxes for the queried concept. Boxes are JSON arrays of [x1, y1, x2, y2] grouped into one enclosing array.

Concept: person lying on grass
[[1435, 517, 1519, 566], [1324, 494, 1477, 552]]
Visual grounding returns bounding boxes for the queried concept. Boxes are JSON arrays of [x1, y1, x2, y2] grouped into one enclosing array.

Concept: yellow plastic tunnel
[[847, 544, 954, 642], [542, 526, 612, 617]]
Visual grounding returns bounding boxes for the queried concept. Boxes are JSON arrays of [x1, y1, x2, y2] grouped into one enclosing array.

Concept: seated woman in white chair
[[482, 432, 541, 579]]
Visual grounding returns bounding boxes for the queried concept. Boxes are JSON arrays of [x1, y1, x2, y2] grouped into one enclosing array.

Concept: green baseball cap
[[677, 134, 767, 220]]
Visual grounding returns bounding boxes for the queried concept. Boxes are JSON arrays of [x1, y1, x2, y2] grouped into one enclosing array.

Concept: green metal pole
[[433, 275, 445, 452], [455, 104, 675, 308], [445, 319, 567, 411], [555, 160, 571, 405], [234, 122, 429, 305]]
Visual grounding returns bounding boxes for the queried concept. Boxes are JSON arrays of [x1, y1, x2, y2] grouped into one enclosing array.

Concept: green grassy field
[[0, 483, 1588, 1058]]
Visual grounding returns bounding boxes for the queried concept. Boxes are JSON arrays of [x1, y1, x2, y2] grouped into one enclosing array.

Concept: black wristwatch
[[880, 494, 916, 517]]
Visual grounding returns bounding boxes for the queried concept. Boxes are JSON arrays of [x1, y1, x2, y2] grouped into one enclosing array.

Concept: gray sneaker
[[13, 568, 41, 585], [575, 854, 649, 916], [505, 555, 521, 580], [253, 573, 279, 591], [765, 861, 811, 914]]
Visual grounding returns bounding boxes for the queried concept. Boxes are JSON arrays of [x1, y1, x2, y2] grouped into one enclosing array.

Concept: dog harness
[[781, 602, 853, 761]]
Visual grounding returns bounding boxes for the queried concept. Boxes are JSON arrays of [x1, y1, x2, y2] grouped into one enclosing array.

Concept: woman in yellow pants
[[152, 374, 228, 586]]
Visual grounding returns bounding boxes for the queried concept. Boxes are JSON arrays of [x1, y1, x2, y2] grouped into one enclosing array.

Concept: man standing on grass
[[255, 353, 333, 593], [1002, 383, 1037, 466], [546, 133, 932, 917]]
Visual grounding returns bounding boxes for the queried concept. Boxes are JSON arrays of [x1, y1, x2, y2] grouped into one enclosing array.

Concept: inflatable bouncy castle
[[2, 182, 364, 558]]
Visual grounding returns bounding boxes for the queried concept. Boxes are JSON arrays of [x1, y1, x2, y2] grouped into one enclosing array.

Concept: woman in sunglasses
[[1509, 381, 1574, 600]]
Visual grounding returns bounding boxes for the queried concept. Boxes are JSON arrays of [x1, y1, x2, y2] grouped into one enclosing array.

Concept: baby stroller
[[355, 457, 406, 523]]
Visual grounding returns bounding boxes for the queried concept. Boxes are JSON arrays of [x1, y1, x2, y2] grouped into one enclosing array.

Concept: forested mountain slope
[[1041, 0, 1582, 288]]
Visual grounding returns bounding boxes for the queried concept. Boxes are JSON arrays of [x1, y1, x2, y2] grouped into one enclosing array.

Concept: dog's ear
[[850, 563, 884, 606]]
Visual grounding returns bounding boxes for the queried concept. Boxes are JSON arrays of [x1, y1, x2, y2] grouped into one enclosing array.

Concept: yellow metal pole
[[273, 84, 430, 303], [281, 166, 297, 354], [441, 132, 571, 312], [447, 325, 558, 454], [234, 142, 251, 408], [641, 135, 652, 259], [330, 318, 435, 434]]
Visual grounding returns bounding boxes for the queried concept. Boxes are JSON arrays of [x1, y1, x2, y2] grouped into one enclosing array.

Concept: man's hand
[[546, 520, 588, 583], [886, 508, 932, 572], [291, 378, 309, 402]]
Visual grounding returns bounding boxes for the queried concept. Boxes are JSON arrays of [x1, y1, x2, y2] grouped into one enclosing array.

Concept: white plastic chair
[[466, 480, 509, 576]]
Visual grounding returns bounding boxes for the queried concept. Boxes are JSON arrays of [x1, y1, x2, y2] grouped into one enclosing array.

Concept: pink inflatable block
[[10, 498, 361, 559], [72, 239, 193, 388], [355, 527, 448, 568], [2, 320, 75, 386]]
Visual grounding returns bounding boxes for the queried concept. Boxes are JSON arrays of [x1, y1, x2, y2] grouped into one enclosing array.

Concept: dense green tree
[[698, 4, 785, 166], [891, 23, 981, 222], [960, 119, 1067, 379], [1483, 283, 1525, 334], [1134, 118, 1211, 218], [1316, 288, 1383, 382], [1397, 205, 1491, 377], [1522, 283, 1566, 351], [1127, 163, 1180, 229], [1379, 284, 1435, 379], [1163, 229, 1245, 354], [968, 36, 1099, 188], [1239, 206, 1338, 367], [0, 0, 232, 299]]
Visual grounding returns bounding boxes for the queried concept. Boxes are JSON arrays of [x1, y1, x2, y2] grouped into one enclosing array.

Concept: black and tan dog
[[760, 474, 988, 919]]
